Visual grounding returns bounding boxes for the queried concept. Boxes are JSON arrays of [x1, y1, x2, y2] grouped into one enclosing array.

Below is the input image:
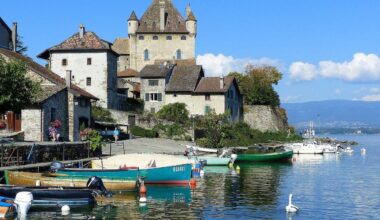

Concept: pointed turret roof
[[128, 11, 138, 21], [187, 11, 196, 21], [137, 0, 188, 34]]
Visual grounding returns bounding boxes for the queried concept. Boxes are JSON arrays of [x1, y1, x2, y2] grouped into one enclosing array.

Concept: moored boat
[[0, 196, 16, 219], [56, 162, 193, 185], [195, 156, 231, 166], [5, 170, 137, 191], [1, 176, 110, 206], [234, 147, 293, 162]]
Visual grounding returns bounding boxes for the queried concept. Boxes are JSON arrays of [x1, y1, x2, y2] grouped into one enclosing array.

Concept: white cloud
[[196, 53, 280, 76], [369, 88, 380, 93], [289, 53, 380, 82], [361, 94, 380, 101]]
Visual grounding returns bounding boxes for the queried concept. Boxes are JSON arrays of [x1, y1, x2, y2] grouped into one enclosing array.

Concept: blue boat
[[54, 163, 193, 185]]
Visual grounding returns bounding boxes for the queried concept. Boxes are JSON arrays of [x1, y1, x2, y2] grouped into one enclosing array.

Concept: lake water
[[26, 134, 380, 219]]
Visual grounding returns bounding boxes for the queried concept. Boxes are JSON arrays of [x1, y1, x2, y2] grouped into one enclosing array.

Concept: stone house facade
[[38, 25, 119, 109], [0, 48, 97, 141]]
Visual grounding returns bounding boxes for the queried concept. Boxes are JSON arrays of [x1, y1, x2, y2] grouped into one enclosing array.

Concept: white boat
[[320, 144, 338, 153], [287, 143, 324, 154], [343, 147, 354, 154]]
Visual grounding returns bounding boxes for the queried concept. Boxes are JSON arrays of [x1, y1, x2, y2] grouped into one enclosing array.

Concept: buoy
[[139, 185, 147, 194], [61, 205, 70, 216], [285, 194, 299, 213], [361, 148, 366, 155], [200, 170, 205, 177], [189, 178, 196, 189], [228, 162, 233, 168], [139, 184, 147, 203], [236, 165, 240, 171]]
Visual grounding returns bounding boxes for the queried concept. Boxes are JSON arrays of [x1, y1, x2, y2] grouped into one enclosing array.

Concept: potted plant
[[80, 128, 92, 141]]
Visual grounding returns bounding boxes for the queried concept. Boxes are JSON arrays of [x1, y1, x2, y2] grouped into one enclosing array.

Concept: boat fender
[[139, 184, 147, 203], [189, 178, 196, 189], [50, 161, 64, 173], [14, 191, 33, 217], [87, 176, 112, 198], [61, 205, 70, 216]]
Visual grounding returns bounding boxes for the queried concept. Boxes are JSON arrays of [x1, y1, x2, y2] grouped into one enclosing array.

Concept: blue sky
[[1, 0, 380, 103]]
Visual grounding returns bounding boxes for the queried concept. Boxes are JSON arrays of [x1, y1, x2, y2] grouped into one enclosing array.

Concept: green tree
[[0, 57, 41, 113], [91, 105, 116, 123], [195, 111, 229, 148], [228, 65, 282, 106], [156, 103, 189, 124], [15, 36, 28, 55]]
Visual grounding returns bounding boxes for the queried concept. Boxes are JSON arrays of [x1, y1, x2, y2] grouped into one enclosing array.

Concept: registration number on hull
[[173, 166, 185, 172]]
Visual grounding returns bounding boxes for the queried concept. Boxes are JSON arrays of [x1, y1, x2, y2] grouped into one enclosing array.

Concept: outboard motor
[[49, 161, 64, 173], [86, 176, 112, 198], [14, 191, 33, 218]]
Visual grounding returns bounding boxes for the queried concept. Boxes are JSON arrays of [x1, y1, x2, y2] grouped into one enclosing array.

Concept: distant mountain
[[282, 100, 380, 129]]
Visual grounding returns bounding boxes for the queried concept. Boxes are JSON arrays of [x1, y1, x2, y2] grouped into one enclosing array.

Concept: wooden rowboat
[[4, 171, 138, 191]]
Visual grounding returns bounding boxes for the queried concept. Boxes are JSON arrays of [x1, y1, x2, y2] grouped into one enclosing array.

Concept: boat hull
[[0, 185, 95, 206], [236, 150, 294, 162], [4, 171, 137, 191], [57, 163, 193, 185], [196, 156, 231, 166]]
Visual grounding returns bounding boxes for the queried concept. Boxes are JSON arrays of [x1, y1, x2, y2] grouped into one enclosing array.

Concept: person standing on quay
[[113, 127, 120, 143]]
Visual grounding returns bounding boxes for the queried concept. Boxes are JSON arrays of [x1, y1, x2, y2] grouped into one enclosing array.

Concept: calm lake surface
[[27, 134, 380, 219]]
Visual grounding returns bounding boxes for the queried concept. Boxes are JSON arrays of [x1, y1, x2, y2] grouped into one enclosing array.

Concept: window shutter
[[158, 93, 162, 101], [145, 93, 150, 101]]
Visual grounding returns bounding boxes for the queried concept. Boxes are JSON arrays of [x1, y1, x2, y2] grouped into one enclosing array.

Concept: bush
[[156, 103, 189, 124], [131, 126, 158, 138], [91, 105, 115, 123], [87, 130, 104, 151]]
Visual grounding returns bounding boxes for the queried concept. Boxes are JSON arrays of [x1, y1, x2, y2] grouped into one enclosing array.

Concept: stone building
[[127, 0, 197, 72], [117, 69, 141, 99], [0, 48, 97, 141], [140, 63, 243, 121], [38, 25, 119, 109]]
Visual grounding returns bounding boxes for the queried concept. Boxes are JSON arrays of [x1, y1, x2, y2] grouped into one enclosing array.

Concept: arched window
[[144, 49, 149, 61], [176, 49, 182, 60]]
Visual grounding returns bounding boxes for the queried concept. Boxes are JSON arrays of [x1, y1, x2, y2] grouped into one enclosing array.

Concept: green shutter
[[158, 93, 162, 101], [145, 93, 149, 101], [205, 106, 210, 114]]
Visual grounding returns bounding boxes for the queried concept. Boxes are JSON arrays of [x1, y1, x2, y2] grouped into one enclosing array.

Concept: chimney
[[219, 76, 224, 89], [159, 0, 165, 31], [79, 24, 85, 38], [66, 70, 72, 88], [12, 22, 17, 52], [186, 4, 191, 18]]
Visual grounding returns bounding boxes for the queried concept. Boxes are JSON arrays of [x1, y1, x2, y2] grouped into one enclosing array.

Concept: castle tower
[[185, 5, 197, 36], [128, 11, 138, 36]]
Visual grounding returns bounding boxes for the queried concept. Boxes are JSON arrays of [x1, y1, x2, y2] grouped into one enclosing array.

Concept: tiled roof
[[0, 48, 98, 100], [137, 0, 188, 33], [187, 11, 197, 21], [112, 38, 129, 55], [35, 85, 66, 103], [139, 64, 174, 78], [38, 29, 115, 59], [128, 11, 138, 21], [117, 68, 138, 78], [154, 58, 196, 66], [166, 65, 203, 92], [194, 76, 235, 94]]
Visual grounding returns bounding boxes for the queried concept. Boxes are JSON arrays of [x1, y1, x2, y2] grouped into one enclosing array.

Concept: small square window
[[139, 35, 144, 40], [181, 35, 186, 40], [166, 35, 172, 40], [87, 58, 92, 65], [205, 94, 211, 101], [148, 80, 159, 86], [153, 36, 158, 40], [62, 59, 67, 66], [173, 94, 177, 97], [86, 77, 91, 86]]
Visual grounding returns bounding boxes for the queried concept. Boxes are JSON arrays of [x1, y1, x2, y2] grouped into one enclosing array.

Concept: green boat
[[235, 148, 293, 162]]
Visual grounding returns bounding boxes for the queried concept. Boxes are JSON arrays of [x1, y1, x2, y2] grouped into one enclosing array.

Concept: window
[[148, 80, 159, 86], [87, 58, 92, 65], [144, 49, 149, 61], [79, 98, 88, 107], [181, 35, 186, 40], [150, 108, 156, 113], [51, 108, 56, 121], [205, 94, 211, 101], [176, 49, 182, 60], [166, 35, 172, 40], [86, 77, 91, 86], [139, 35, 144, 40], [145, 93, 162, 102], [62, 59, 67, 66], [173, 93, 177, 97], [205, 106, 211, 114], [153, 36, 158, 40]]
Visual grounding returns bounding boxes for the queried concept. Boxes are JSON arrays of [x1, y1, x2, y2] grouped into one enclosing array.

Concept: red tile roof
[[117, 68, 138, 78], [194, 76, 236, 94]]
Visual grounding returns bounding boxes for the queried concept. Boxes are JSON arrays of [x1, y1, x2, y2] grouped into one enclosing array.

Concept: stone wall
[[22, 109, 42, 141], [244, 105, 288, 132]]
